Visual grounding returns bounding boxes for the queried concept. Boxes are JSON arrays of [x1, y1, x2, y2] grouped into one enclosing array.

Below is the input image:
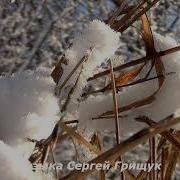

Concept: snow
[[57, 20, 120, 113], [0, 141, 40, 180], [0, 68, 58, 180], [0, 140, 55, 180], [77, 32, 180, 137], [0, 67, 59, 145], [0, 20, 120, 180], [136, 32, 180, 129]]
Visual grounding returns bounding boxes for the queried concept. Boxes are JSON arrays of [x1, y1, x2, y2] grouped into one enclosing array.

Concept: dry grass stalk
[[88, 45, 180, 82], [136, 141, 162, 180], [56, 51, 91, 95], [60, 115, 180, 179], [83, 64, 144, 96], [110, 59, 125, 180], [149, 137, 156, 180], [164, 145, 179, 180], [110, 60, 121, 145], [109, 0, 161, 32], [135, 116, 180, 149], [29, 121, 61, 164], [61, 123, 101, 155], [51, 55, 67, 84], [61, 69, 82, 112], [63, 123, 136, 179], [26, 1, 180, 180], [84, 72, 174, 97], [98, 13, 166, 118], [160, 147, 169, 180], [90, 134, 106, 180]]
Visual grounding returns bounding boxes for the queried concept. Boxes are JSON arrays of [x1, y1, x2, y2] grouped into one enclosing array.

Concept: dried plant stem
[[91, 134, 106, 180], [118, 0, 161, 32], [149, 137, 156, 180], [50, 146, 59, 179], [56, 52, 91, 94], [110, 60, 121, 145], [84, 72, 174, 97], [164, 145, 179, 180], [88, 45, 180, 81], [92, 114, 126, 120], [160, 147, 168, 180], [61, 123, 101, 155], [110, 60, 125, 180], [61, 69, 82, 112], [60, 115, 180, 180], [136, 137, 164, 180], [114, 0, 146, 31], [108, 0, 127, 25], [51, 55, 67, 84], [135, 116, 180, 149]]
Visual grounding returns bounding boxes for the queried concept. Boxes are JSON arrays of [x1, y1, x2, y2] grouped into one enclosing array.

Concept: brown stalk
[[160, 147, 168, 180], [110, 60, 125, 180], [118, 0, 161, 32], [60, 115, 180, 180], [135, 116, 180, 149], [99, 94, 155, 117], [51, 55, 68, 84], [149, 137, 156, 180], [116, 72, 174, 90], [136, 138, 165, 180], [61, 123, 101, 155], [110, 60, 121, 145], [109, 0, 161, 32], [56, 52, 91, 94], [62, 123, 136, 180], [117, 5, 135, 15], [98, 15, 166, 118], [111, 0, 146, 31], [108, 0, 127, 25], [90, 134, 106, 180], [29, 121, 61, 164], [61, 69, 82, 112], [84, 72, 174, 97], [92, 114, 126, 120], [164, 145, 179, 180], [88, 45, 180, 82]]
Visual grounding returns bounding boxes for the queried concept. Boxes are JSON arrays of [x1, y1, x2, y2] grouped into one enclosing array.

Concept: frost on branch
[[0, 68, 59, 145]]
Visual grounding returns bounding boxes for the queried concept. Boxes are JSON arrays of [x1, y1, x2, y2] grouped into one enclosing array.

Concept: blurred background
[[0, 0, 179, 75]]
